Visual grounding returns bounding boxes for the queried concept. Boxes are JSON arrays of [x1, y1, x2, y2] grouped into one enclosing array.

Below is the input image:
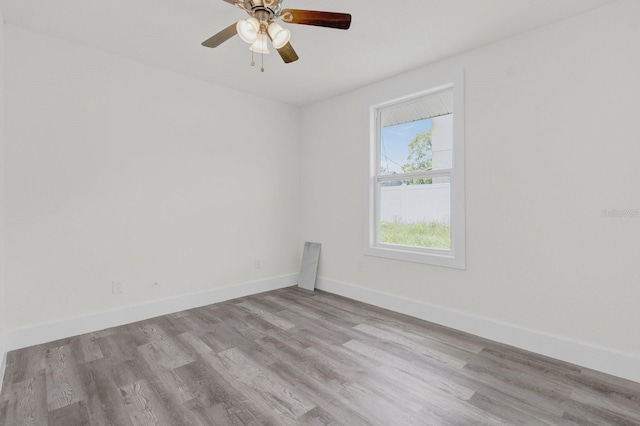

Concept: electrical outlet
[[112, 281, 123, 294], [357, 261, 364, 272], [254, 259, 261, 269]]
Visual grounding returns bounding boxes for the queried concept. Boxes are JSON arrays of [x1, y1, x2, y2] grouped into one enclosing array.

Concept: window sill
[[364, 244, 466, 269]]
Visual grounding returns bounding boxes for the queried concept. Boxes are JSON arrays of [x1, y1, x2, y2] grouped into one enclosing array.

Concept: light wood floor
[[1, 287, 639, 425]]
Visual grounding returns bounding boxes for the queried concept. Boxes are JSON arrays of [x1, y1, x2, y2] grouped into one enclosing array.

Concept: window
[[366, 72, 465, 268]]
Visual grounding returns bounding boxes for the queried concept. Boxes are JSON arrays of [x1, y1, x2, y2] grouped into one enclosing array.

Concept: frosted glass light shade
[[267, 22, 291, 49], [249, 34, 270, 54], [237, 18, 260, 43]]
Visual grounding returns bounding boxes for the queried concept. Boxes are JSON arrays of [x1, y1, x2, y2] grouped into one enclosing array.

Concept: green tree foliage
[[402, 130, 433, 184]]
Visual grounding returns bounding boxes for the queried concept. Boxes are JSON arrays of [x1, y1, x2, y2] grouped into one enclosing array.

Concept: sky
[[380, 118, 432, 174]]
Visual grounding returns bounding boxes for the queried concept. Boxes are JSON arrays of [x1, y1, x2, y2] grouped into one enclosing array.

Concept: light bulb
[[237, 18, 260, 43], [267, 22, 291, 49], [249, 34, 270, 54]]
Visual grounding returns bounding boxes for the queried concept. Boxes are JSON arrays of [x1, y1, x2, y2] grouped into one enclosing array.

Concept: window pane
[[380, 118, 430, 174], [379, 177, 451, 250], [379, 114, 452, 175]]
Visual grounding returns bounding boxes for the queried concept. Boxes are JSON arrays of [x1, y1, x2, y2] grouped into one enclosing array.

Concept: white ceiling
[[0, 0, 617, 105]]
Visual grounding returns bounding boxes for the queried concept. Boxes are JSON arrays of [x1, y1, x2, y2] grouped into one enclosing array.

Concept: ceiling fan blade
[[201, 23, 237, 48], [277, 42, 299, 64], [279, 9, 351, 30]]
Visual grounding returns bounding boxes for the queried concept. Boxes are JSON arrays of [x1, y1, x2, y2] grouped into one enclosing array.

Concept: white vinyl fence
[[380, 183, 450, 225]]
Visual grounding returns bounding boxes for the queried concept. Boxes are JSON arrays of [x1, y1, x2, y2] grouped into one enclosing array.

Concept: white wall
[[4, 25, 301, 329], [301, 0, 640, 366], [0, 9, 6, 375]]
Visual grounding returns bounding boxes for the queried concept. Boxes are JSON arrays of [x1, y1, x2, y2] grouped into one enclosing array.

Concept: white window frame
[[365, 70, 466, 269]]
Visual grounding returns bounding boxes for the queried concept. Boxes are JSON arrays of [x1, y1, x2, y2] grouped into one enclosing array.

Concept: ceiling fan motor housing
[[242, 0, 283, 17]]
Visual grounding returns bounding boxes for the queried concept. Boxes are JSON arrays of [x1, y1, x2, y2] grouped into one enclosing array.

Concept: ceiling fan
[[201, 0, 351, 70]]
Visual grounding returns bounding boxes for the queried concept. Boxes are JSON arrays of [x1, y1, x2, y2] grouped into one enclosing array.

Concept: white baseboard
[[6, 274, 298, 352], [316, 277, 640, 384]]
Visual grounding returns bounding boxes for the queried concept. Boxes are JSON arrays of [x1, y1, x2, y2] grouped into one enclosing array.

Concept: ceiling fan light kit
[[202, 0, 351, 70], [249, 33, 270, 54], [236, 17, 260, 43], [267, 22, 291, 49]]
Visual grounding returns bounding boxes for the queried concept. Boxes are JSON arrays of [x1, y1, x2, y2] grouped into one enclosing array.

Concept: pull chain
[[248, 33, 265, 72]]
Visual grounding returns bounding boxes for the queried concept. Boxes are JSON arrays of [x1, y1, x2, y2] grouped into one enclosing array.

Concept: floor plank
[[3, 369, 49, 426], [44, 345, 86, 412]]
